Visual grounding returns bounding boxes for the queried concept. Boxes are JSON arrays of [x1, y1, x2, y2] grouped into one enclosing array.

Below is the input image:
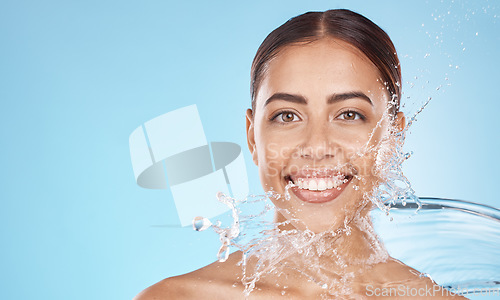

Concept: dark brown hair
[[250, 9, 401, 114]]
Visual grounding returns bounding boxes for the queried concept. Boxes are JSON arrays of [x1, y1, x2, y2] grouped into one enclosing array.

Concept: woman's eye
[[337, 111, 363, 121], [272, 111, 300, 123]]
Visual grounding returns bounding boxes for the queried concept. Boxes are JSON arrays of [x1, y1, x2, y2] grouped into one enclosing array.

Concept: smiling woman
[[247, 37, 400, 234], [135, 9, 465, 299]]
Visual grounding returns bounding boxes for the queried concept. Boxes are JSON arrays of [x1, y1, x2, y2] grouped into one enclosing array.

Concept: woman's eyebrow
[[264, 91, 373, 107], [264, 93, 307, 106], [328, 92, 373, 106]]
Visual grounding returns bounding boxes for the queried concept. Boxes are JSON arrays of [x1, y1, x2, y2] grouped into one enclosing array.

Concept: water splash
[[372, 198, 500, 295], [208, 192, 241, 262], [192, 216, 212, 232], [190, 111, 424, 297]]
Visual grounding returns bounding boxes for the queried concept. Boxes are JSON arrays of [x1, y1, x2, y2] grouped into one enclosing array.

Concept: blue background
[[1, 0, 498, 299]]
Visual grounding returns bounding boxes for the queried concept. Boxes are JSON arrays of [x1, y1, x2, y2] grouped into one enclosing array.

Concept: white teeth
[[327, 179, 334, 189], [308, 179, 318, 190], [294, 175, 349, 191], [317, 179, 327, 191]]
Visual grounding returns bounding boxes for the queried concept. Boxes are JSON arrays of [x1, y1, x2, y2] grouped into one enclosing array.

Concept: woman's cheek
[[264, 162, 281, 179], [264, 140, 288, 166]]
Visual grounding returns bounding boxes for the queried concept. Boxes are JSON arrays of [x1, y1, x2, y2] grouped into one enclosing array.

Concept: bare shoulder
[[364, 257, 467, 299], [133, 252, 245, 300], [133, 276, 189, 300]]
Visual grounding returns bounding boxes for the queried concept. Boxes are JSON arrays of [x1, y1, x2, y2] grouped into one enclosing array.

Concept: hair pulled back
[[250, 9, 401, 114]]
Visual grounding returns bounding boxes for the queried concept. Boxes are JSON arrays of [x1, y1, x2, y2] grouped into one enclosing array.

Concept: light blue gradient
[[0, 1, 498, 299]]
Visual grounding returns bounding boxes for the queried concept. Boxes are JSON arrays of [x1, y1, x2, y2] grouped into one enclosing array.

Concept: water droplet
[[322, 283, 328, 289], [192, 216, 212, 231]]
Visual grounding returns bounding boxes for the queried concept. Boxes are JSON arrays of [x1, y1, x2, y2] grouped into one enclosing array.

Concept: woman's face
[[246, 38, 404, 232]]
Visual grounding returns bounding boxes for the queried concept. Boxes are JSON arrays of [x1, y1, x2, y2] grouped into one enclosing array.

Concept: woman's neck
[[269, 208, 389, 275]]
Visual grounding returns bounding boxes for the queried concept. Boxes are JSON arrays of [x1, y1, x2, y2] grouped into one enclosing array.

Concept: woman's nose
[[299, 121, 338, 160]]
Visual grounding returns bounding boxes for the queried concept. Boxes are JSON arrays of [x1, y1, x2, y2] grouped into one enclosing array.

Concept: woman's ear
[[395, 111, 406, 132], [246, 109, 258, 166]]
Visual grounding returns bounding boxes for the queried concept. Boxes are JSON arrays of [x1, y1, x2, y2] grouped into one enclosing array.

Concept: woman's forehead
[[256, 39, 386, 109]]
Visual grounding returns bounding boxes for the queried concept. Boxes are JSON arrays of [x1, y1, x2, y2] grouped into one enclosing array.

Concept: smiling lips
[[286, 169, 354, 203]]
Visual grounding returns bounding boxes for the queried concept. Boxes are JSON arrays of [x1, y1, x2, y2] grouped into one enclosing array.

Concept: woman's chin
[[270, 177, 373, 233], [280, 194, 370, 234], [279, 211, 346, 233]]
